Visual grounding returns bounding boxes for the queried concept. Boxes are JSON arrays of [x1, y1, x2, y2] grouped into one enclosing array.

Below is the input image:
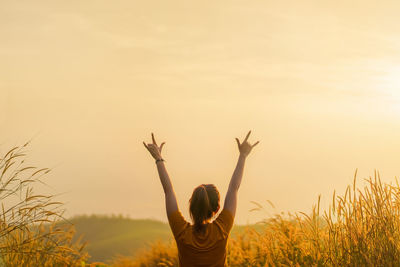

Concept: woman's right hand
[[143, 133, 165, 161], [235, 131, 260, 157]]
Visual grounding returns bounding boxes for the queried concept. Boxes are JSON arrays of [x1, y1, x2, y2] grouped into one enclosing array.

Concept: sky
[[1, 0, 400, 224]]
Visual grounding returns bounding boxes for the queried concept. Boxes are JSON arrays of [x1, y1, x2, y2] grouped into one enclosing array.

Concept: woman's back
[[143, 131, 259, 267], [168, 209, 234, 267]]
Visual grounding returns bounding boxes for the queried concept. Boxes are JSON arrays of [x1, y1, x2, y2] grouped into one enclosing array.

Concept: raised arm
[[143, 133, 178, 216], [223, 131, 259, 218]]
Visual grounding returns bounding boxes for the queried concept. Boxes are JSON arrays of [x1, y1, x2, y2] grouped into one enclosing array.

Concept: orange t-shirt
[[167, 209, 234, 267]]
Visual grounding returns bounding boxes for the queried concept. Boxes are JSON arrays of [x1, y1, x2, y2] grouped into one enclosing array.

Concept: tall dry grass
[[114, 170, 400, 267], [112, 241, 178, 267], [0, 142, 88, 266]]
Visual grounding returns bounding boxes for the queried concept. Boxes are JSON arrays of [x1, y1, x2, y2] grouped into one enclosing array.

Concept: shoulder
[[213, 209, 234, 237], [217, 209, 234, 222], [167, 210, 190, 239], [167, 209, 183, 221]]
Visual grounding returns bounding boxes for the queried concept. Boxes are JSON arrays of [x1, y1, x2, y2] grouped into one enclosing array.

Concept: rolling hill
[[69, 215, 263, 263]]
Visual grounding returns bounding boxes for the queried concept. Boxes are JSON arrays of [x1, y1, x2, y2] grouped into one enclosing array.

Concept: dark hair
[[189, 184, 220, 232]]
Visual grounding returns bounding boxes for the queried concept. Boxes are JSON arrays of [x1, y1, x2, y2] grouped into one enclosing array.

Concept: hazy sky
[[1, 0, 400, 224]]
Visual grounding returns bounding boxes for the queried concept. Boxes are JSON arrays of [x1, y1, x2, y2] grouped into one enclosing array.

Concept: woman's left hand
[[143, 133, 165, 161]]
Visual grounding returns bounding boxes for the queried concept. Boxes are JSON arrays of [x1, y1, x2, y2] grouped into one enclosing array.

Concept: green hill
[[69, 215, 264, 263]]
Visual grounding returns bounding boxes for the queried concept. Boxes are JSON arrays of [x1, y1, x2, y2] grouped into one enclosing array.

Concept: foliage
[[113, 170, 400, 267], [0, 143, 88, 266], [112, 241, 178, 267]]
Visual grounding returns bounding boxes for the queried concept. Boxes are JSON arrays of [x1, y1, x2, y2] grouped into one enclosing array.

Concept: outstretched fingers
[[151, 133, 157, 145], [235, 138, 241, 149], [143, 141, 149, 150], [244, 130, 251, 142], [252, 141, 260, 148], [160, 142, 166, 152]]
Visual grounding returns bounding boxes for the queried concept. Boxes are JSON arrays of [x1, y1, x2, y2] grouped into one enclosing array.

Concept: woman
[[143, 131, 259, 267]]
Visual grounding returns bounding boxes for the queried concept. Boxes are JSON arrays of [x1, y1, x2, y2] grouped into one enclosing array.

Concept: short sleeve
[[167, 210, 189, 239], [215, 209, 234, 236]]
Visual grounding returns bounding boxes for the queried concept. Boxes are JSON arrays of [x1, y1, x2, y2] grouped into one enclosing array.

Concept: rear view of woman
[[143, 131, 259, 267]]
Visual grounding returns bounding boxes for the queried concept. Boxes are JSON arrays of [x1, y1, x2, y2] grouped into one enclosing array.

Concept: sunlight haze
[[1, 0, 400, 224]]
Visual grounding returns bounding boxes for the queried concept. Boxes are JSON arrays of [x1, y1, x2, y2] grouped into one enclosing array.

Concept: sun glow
[[370, 66, 400, 115], [378, 66, 400, 99]]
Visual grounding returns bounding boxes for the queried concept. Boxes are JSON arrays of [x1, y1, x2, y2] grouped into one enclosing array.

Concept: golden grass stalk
[[0, 142, 88, 266], [117, 170, 400, 267]]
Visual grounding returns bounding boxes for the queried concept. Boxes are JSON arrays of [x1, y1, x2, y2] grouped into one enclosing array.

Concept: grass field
[[110, 171, 400, 266], [3, 144, 400, 266], [70, 215, 264, 263]]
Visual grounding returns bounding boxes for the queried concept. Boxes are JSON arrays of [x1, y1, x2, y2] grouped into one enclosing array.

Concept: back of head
[[189, 184, 220, 232]]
